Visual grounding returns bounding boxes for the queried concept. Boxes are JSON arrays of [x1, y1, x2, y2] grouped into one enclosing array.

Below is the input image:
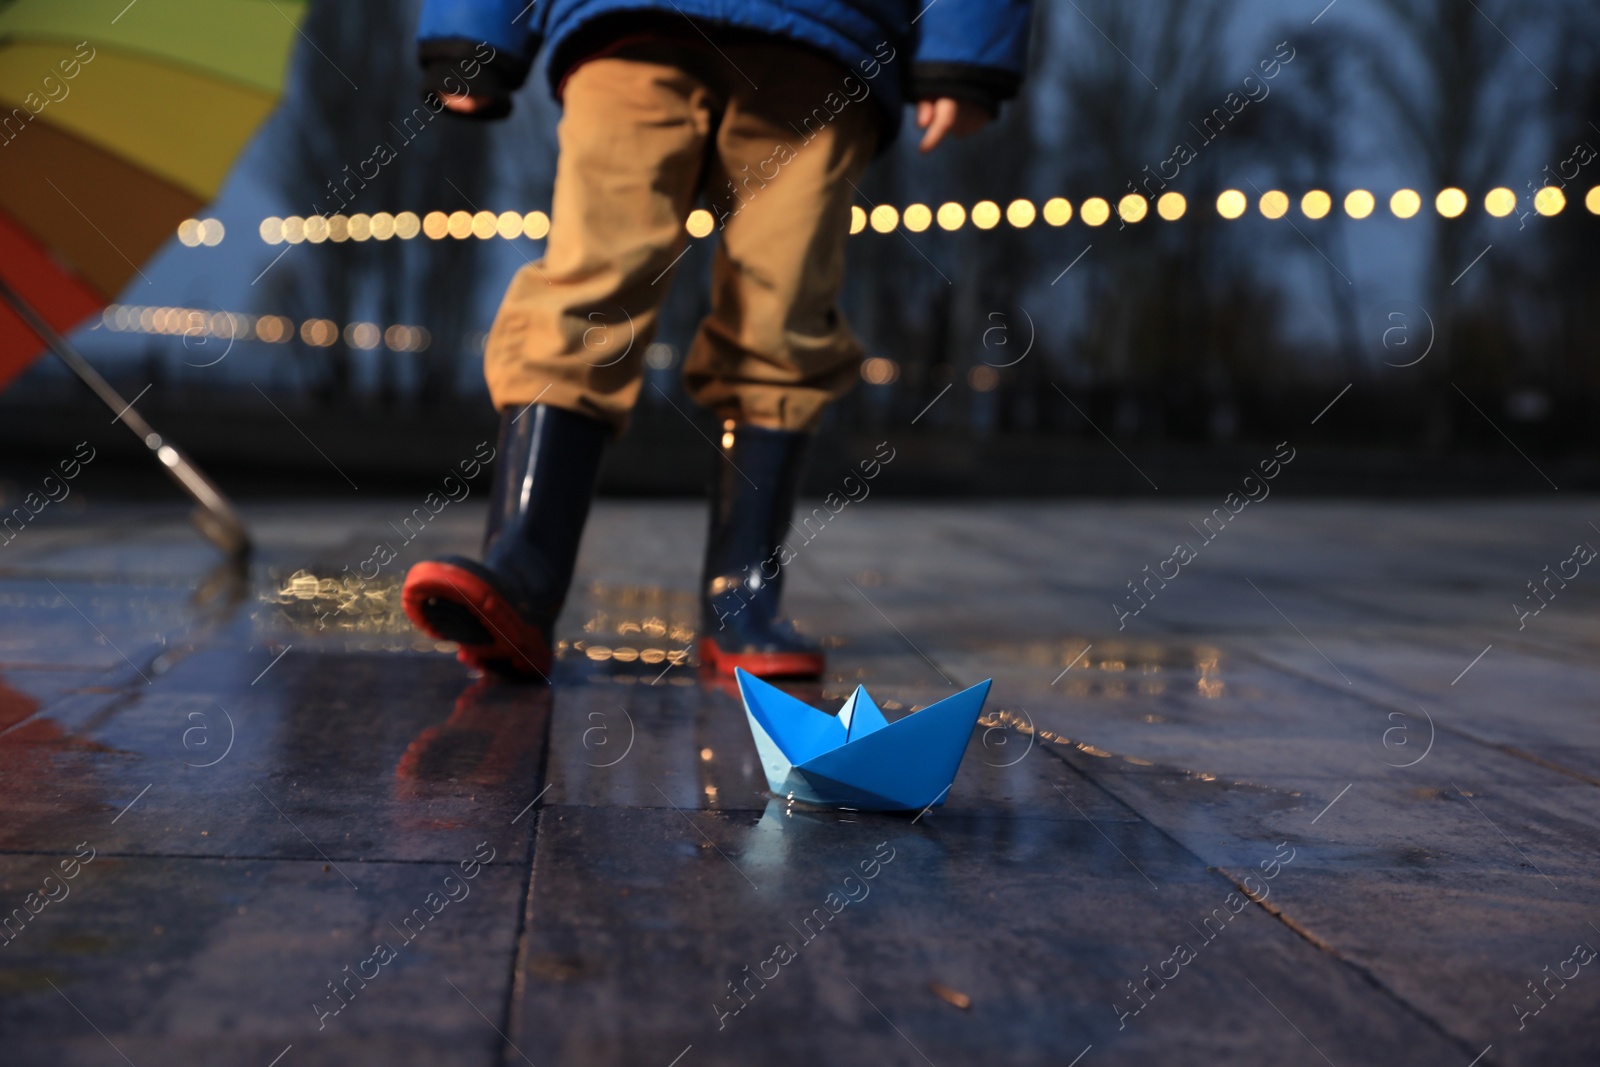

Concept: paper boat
[[735, 668, 993, 811]]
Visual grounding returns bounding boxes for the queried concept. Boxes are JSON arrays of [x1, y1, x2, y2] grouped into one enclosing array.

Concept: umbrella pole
[[0, 278, 252, 560]]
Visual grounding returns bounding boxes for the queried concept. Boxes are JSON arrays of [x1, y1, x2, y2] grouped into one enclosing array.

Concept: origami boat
[[735, 668, 993, 811]]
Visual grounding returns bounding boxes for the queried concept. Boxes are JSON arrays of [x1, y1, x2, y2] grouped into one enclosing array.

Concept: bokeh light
[[1042, 197, 1072, 225], [1080, 197, 1111, 226], [687, 209, 716, 237], [870, 204, 899, 233], [1216, 190, 1247, 219], [861, 357, 900, 385], [1435, 188, 1467, 218], [1259, 190, 1289, 219], [1007, 198, 1037, 228], [971, 200, 1002, 229], [1117, 194, 1147, 223], [903, 203, 932, 232], [1535, 186, 1565, 216], [345, 322, 381, 349], [1390, 189, 1421, 218], [1300, 190, 1331, 219], [1157, 192, 1186, 221], [523, 211, 550, 239], [300, 318, 338, 347], [848, 205, 866, 235], [1344, 190, 1375, 219], [937, 201, 967, 230], [1484, 188, 1516, 218]]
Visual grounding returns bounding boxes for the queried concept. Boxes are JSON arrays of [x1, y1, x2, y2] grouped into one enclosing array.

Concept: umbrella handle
[[0, 278, 252, 560]]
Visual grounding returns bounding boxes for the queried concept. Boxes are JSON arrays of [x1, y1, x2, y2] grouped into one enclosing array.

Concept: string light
[[1390, 189, 1422, 218], [1301, 190, 1331, 219], [1435, 188, 1468, 218], [1258, 190, 1290, 220], [231, 185, 1600, 250], [176, 218, 225, 247], [1344, 189, 1376, 219], [1535, 186, 1565, 216], [1043, 197, 1072, 225], [98, 303, 430, 351]]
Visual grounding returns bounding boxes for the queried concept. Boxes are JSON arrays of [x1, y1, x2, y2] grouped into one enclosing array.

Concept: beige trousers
[[482, 37, 880, 433]]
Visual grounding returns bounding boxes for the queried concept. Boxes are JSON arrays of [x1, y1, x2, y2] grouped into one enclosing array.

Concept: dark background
[[5, 0, 1599, 498]]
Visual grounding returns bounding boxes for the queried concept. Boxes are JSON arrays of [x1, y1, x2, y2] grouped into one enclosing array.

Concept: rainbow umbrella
[[0, 0, 308, 556]]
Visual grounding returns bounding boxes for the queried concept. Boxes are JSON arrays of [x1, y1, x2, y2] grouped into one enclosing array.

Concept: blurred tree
[[264, 0, 495, 406], [1351, 0, 1551, 438], [1533, 0, 1600, 406]]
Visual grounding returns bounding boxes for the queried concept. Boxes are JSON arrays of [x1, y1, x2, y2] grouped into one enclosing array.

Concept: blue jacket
[[416, 0, 1032, 138]]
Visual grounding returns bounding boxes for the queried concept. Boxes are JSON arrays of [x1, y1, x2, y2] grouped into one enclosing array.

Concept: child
[[401, 0, 1032, 680]]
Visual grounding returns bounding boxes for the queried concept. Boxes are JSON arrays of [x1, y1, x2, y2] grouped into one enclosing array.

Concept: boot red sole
[[698, 637, 824, 679], [402, 561, 551, 680]]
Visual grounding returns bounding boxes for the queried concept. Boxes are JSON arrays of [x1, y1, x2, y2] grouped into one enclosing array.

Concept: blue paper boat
[[735, 668, 993, 811]]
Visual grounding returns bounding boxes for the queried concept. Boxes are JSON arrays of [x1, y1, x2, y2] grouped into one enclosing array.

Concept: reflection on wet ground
[[2, 499, 1599, 1066]]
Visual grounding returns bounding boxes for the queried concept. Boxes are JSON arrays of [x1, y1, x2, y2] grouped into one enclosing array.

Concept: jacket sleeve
[[909, 0, 1033, 114], [417, 0, 542, 117]]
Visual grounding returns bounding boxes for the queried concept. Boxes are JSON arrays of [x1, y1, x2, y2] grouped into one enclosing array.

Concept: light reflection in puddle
[[258, 574, 707, 673]]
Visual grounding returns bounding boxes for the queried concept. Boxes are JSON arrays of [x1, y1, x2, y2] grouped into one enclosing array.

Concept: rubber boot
[[402, 404, 608, 679], [698, 423, 825, 678]]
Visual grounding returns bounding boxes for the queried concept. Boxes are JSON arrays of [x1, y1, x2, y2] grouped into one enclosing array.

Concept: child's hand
[[915, 98, 991, 153]]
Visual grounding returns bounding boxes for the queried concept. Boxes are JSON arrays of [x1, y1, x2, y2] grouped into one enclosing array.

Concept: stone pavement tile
[[510, 806, 1470, 1067], [0, 578, 195, 673], [1246, 866, 1600, 1067], [1020, 733, 1600, 1066], [1243, 635, 1600, 781], [0, 649, 549, 864], [539, 676, 1138, 822], [0, 851, 524, 1067]]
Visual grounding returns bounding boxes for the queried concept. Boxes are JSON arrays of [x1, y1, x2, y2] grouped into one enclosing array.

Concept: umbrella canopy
[[0, 0, 306, 386]]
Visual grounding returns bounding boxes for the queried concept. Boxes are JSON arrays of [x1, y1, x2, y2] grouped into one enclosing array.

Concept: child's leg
[[483, 48, 720, 431], [404, 48, 723, 679], [681, 45, 880, 430], [684, 43, 881, 677]]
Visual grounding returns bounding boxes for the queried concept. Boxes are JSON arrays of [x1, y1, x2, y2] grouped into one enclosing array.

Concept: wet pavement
[[2, 497, 1598, 1066]]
